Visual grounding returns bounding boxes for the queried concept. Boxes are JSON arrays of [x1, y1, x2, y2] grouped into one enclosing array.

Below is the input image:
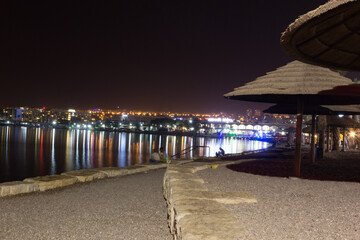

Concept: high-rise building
[[246, 109, 252, 117], [254, 109, 262, 117]]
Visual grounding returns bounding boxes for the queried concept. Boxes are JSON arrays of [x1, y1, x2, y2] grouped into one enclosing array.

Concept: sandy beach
[[196, 149, 360, 240], [0, 168, 172, 240]]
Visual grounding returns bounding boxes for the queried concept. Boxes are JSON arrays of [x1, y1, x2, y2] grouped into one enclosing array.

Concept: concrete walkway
[[0, 168, 172, 240]]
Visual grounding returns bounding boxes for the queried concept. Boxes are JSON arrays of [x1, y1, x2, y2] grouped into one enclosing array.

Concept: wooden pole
[[342, 127, 346, 151], [310, 114, 316, 163], [295, 97, 303, 177], [333, 127, 340, 151], [326, 125, 330, 152]]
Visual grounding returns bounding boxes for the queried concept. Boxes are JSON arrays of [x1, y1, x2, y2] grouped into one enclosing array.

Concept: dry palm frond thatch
[[224, 61, 354, 104], [281, 0, 360, 71]]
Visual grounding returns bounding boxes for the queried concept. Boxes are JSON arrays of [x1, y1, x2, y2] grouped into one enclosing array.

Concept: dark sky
[[2, 0, 358, 114]]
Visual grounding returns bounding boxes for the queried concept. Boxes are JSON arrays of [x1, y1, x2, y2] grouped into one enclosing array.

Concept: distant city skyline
[[1, 104, 273, 117], [2, 1, 359, 114], [0, 105, 295, 133]]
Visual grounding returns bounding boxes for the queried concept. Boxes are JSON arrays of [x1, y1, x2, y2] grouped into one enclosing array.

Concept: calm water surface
[[0, 126, 270, 182]]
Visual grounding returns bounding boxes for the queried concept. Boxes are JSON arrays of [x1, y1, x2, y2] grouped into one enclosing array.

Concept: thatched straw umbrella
[[264, 104, 360, 115], [328, 115, 360, 151], [281, 0, 360, 71], [307, 115, 360, 151], [224, 60, 357, 177], [264, 104, 331, 115], [322, 104, 360, 114], [225, 61, 353, 104], [264, 105, 331, 163], [327, 115, 360, 128], [264, 104, 360, 162]]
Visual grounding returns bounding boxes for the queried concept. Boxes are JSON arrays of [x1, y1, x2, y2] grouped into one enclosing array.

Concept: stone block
[[137, 163, 168, 170], [163, 162, 257, 240], [177, 213, 247, 240], [170, 160, 193, 165], [164, 176, 205, 191], [182, 163, 212, 172], [97, 167, 130, 178], [123, 165, 146, 174], [170, 180, 208, 192], [24, 175, 78, 191], [166, 169, 191, 175], [163, 172, 205, 197], [166, 172, 202, 180], [165, 171, 204, 182], [0, 181, 39, 197], [167, 166, 194, 173], [171, 189, 257, 204], [62, 169, 107, 182], [164, 179, 208, 201], [173, 199, 228, 222], [210, 191, 258, 204]]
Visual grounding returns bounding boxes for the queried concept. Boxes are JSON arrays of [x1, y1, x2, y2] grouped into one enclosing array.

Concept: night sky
[[2, 0, 358, 114]]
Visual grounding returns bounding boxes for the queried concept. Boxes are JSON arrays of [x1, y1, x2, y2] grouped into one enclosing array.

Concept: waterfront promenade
[[1, 149, 359, 239], [0, 168, 172, 240]]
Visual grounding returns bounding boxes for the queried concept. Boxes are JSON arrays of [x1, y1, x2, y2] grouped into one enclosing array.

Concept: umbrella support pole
[[326, 126, 330, 152], [342, 127, 346, 152], [295, 97, 303, 177], [310, 114, 316, 163]]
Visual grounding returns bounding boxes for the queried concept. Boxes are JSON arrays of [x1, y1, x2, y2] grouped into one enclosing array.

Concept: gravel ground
[[0, 169, 172, 240], [196, 163, 360, 240]]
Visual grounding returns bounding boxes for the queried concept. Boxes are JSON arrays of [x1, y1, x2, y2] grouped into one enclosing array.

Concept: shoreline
[[0, 162, 170, 197], [2, 147, 359, 238], [0, 124, 277, 142]]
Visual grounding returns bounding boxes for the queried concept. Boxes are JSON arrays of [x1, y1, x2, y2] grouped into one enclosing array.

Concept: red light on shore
[[42, 107, 46, 110]]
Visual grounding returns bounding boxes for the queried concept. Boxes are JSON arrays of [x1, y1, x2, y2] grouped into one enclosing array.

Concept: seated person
[[216, 147, 225, 157], [150, 150, 161, 163], [159, 147, 170, 163], [220, 147, 225, 156]]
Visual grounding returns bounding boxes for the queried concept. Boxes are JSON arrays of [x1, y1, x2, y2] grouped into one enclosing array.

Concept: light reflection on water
[[0, 126, 270, 183]]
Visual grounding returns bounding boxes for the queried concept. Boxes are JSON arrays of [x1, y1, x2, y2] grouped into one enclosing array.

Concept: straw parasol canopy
[[281, 0, 360, 71], [264, 104, 360, 115], [224, 60, 360, 177], [318, 83, 360, 98], [264, 104, 333, 115], [305, 115, 360, 128], [224, 60, 354, 104], [304, 115, 360, 152], [264, 103, 360, 162], [323, 104, 360, 114], [326, 115, 360, 128]]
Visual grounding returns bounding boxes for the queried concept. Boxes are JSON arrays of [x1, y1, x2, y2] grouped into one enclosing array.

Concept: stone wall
[[163, 161, 257, 240], [0, 164, 168, 197]]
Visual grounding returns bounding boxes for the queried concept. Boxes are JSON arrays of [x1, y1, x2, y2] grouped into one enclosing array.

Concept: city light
[[207, 118, 234, 123], [0, 106, 297, 139]]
